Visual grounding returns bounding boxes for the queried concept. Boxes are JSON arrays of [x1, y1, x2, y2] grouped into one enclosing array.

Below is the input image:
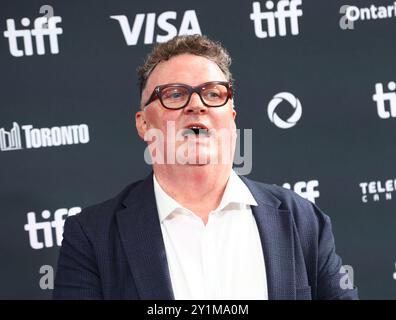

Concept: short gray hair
[[137, 34, 233, 98]]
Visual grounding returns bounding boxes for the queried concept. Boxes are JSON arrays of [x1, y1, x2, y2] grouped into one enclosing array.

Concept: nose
[[183, 92, 208, 114]]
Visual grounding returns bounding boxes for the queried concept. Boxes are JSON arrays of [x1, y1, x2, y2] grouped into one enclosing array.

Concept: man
[[53, 35, 358, 300]]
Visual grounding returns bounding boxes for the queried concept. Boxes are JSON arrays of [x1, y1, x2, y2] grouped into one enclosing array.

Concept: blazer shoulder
[[70, 179, 144, 230], [242, 176, 312, 211], [242, 176, 329, 231]]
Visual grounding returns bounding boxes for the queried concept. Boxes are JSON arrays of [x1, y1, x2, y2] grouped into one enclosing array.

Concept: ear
[[231, 103, 237, 120], [135, 110, 147, 140]]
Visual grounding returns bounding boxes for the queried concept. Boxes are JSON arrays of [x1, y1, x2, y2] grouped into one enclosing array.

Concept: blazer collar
[[240, 176, 296, 300], [116, 172, 174, 299], [117, 173, 296, 300]]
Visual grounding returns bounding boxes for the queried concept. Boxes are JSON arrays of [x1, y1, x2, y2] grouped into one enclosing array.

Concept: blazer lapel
[[116, 173, 174, 299], [116, 173, 296, 300], [241, 177, 296, 300]]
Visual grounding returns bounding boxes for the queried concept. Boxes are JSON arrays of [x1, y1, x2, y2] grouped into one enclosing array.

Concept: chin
[[186, 150, 213, 165]]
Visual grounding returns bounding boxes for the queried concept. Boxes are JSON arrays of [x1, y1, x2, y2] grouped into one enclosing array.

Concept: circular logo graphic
[[267, 92, 302, 129]]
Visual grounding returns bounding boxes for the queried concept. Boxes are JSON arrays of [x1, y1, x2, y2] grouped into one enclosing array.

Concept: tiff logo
[[3, 15, 62, 57], [0, 122, 22, 151], [250, 0, 303, 38], [372, 81, 396, 119], [24, 207, 81, 250], [111, 10, 201, 46], [282, 180, 320, 203]]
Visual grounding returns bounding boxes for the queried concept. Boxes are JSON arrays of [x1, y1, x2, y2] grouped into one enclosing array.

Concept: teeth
[[183, 126, 209, 136]]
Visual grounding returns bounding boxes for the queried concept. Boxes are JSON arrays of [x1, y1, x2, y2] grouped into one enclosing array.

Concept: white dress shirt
[[153, 170, 268, 300]]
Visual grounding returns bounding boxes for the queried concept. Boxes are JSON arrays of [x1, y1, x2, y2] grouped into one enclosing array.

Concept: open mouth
[[182, 125, 210, 137]]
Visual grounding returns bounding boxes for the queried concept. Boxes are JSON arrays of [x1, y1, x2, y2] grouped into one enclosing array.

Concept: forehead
[[146, 54, 227, 89]]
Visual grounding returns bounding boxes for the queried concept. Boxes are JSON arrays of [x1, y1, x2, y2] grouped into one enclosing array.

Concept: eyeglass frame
[[143, 81, 233, 110]]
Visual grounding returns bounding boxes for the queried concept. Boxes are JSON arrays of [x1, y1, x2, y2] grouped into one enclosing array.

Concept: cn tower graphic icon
[[0, 122, 22, 151]]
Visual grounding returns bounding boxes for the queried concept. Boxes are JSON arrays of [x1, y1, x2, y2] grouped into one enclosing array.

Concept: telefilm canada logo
[[359, 179, 395, 203], [0, 122, 90, 151]]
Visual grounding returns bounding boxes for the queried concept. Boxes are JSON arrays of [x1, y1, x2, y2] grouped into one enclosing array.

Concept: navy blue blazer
[[53, 173, 358, 300]]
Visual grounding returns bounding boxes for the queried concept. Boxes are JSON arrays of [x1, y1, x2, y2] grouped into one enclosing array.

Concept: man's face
[[136, 53, 237, 166]]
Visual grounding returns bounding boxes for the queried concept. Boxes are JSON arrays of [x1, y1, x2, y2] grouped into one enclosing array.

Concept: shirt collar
[[216, 169, 258, 212], [153, 174, 183, 223], [153, 170, 258, 223]]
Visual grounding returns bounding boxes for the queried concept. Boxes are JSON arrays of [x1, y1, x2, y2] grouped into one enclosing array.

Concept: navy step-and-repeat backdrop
[[1, 0, 395, 299]]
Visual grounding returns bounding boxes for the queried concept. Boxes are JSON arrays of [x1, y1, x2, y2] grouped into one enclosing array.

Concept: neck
[[153, 164, 232, 224]]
